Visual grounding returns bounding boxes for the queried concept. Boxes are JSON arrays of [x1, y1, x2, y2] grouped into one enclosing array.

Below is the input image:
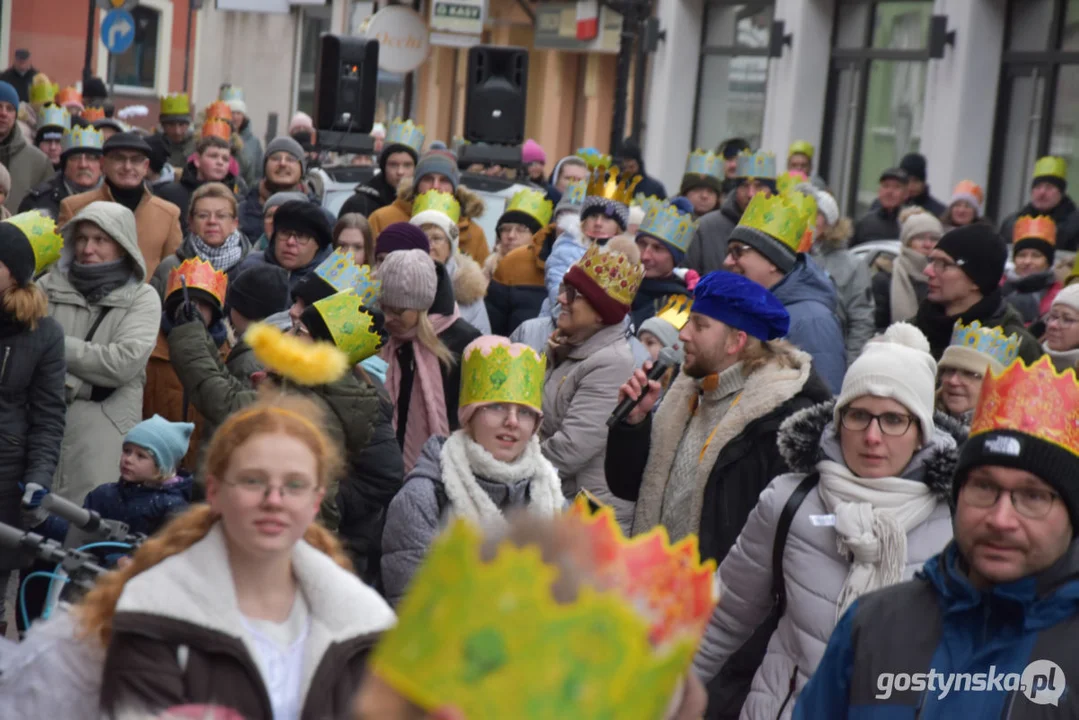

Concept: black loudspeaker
[[464, 45, 529, 145], [314, 34, 379, 133]]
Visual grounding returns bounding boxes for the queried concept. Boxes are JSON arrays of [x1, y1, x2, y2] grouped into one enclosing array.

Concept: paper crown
[[412, 189, 461, 224], [3, 212, 63, 274], [738, 190, 816, 253], [949, 320, 1020, 369], [576, 146, 612, 170], [788, 140, 814, 159], [459, 340, 545, 412], [561, 180, 587, 207], [54, 87, 83, 109], [80, 106, 106, 123], [204, 100, 233, 122], [313, 248, 380, 303], [735, 150, 777, 180], [1013, 215, 1056, 245], [505, 188, 553, 227], [635, 194, 666, 217], [160, 93, 191, 118], [970, 356, 1079, 456], [200, 119, 232, 141], [655, 294, 692, 330], [370, 497, 717, 720], [777, 170, 810, 196], [638, 201, 697, 254], [574, 240, 645, 307], [684, 149, 722, 179], [29, 81, 58, 106], [62, 126, 103, 154], [1033, 156, 1067, 181], [952, 179, 984, 206], [39, 104, 71, 131], [585, 166, 642, 206], [311, 289, 383, 364], [165, 258, 228, 308], [385, 118, 425, 153], [219, 86, 244, 103]]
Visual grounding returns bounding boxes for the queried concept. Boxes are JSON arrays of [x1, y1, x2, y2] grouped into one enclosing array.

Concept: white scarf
[[439, 431, 564, 528], [816, 459, 938, 621]]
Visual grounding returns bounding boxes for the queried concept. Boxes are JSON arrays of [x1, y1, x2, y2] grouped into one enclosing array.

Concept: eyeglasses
[[1046, 313, 1079, 327], [928, 256, 962, 273], [726, 243, 755, 261], [940, 367, 983, 383], [107, 152, 147, 167], [226, 476, 318, 502], [481, 403, 540, 425], [839, 407, 916, 436], [279, 230, 315, 247], [193, 211, 236, 222], [499, 223, 532, 237], [269, 153, 301, 166], [961, 478, 1059, 519], [558, 283, 579, 304]]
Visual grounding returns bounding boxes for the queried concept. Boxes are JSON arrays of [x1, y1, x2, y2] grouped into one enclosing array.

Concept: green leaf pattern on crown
[[63, 126, 104, 154], [5, 211, 63, 273], [412, 190, 461, 224], [684, 149, 722, 179], [40, 104, 71, 131], [950, 320, 1021, 368], [738, 191, 813, 252], [460, 343, 545, 411], [386, 118, 426, 153], [563, 180, 587, 206], [639, 202, 698, 254], [506, 189, 553, 227], [734, 150, 777, 180], [312, 289, 383, 365]]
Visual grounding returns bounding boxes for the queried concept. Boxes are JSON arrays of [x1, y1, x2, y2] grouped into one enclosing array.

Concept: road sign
[[101, 9, 136, 55], [97, 0, 137, 10]]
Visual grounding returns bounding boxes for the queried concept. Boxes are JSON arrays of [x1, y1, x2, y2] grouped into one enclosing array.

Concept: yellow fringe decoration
[[244, 322, 349, 387]]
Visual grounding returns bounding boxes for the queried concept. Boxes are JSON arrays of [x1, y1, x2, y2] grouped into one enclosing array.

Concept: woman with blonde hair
[[334, 212, 374, 266], [83, 392, 396, 719]]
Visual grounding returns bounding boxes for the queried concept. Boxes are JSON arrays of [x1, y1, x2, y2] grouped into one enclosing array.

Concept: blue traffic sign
[[101, 9, 136, 55]]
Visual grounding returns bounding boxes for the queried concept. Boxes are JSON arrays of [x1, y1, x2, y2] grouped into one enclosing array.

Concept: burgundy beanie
[[376, 221, 431, 256]]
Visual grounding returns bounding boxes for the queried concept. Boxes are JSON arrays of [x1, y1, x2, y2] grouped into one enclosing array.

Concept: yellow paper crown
[[411, 189, 461, 224], [788, 140, 814, 159], [1013, 215, 1056, 245], [459, 340, 544, 412], [655, 295, 692, 330], [576, 147, 612, 170], [160, 93, 191, 118], [1033, 156, 1067, 181], [29, 80, 58, 107], [165, 258, 228, 307], [585, 166, 642, 206], [311, 289, 383, 365], [3, 212, 63, 274], [370, 499, 717, 720], [572, 240, 645, 307], [737, 191, 816, 252], [505, 188, 553, 228], [949, 320, 1020, 370]]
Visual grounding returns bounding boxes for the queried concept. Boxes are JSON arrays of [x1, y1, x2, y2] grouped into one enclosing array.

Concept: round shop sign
[[364, 6, 430, 74]]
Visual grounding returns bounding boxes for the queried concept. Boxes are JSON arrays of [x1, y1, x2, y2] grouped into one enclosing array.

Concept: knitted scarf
[[68, 259, 132, 302], [383, 310, 460, 471], [189, 230, 245, 272], [889, 246, 928, 324]]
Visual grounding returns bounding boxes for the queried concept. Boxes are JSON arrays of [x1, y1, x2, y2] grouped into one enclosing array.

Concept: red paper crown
[[204, 100, 233, 123], [970, 356, 1079, 456], [201, 119, 232, 141], [165, 258, 228, 307], [1013, 215, 1057, 245], [81, 106, 106, 123]]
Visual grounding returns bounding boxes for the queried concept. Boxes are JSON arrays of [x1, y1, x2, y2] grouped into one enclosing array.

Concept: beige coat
[[38, 202, 162, 503]]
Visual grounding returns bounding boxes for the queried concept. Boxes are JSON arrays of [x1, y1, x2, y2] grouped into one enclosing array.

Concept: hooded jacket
[[810, 218, 876, 365], [693, 400, 963, 719], [1000, 194, 1079, 252], [1, 124, 58, 212], [771, 255, 847, 393], [684, 190, 743, 275], [368, 184, 490, 265]]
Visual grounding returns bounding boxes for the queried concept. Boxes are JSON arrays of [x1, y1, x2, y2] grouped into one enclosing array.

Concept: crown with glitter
[[1013, 215, 1056, 245], [777, 170, 810, 196], [312, 248, 379, 302], [200, 119, 232, 141], [54, 87, 83, 109], [412, 189, 461, 224], [29, 81, 58, 107], [969, 356, 1079, 456], [576, 146, 612, 170], [655, 295, 692, 330], [385, 118, 425, 153], [459, 339, 545, 412], [204, 100, 233, 123], [684, 149, 722, 179], [166, 258, 228, 307], [80, 106, 106, 123], [949, 320, 1020, 369], [311, 289, 383, 364], [738, 190, 816, 252], [562, 180, 587, 207], [639, 200, 697, 254], [505, 188, 553, 228], [1033, 156, 1067, 181], [788, 140, 814, 159], [3, 211, 63, 273], [160, 93, 191, 118], [219, 86, 244, 103], [734, 150, 777, 180], [573, 240, 645, 307], [369, 496, 717, 720], [585, 166, 642, 206], [39, 104, 71, 131], [62, 126, 103, 155]]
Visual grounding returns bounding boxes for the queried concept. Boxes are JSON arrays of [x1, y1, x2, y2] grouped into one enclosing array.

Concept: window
[[295, 6, 332, 116], [96, 0, 172, 95]]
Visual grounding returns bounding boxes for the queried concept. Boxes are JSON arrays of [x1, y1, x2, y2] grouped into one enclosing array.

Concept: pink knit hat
[[522, 138, 546, 165]]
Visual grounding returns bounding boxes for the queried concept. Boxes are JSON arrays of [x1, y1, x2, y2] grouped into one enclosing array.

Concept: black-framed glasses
[[726, 243, 755, 261], [960, 478, 1059, 519], [839, 407, 916, 436]]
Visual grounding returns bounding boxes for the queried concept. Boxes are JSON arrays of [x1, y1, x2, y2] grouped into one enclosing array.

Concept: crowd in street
[[0, 45, 1076, 720]]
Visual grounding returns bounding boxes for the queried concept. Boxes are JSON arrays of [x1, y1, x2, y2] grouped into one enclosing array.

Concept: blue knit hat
[[692, 270, 790, 341], [0, 81, 19, 111], [124, 415, 195, 474]]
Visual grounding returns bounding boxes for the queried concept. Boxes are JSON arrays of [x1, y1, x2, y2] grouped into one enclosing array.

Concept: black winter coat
[[914, 288, 1043, 362], [908, 187, 947, 218], [851, 203, 902, 246], [339, 173, 396, 219], [1000, 195, 1079, 252], [484, 280, 545, 337], [0, 66, 36, 102], [17, 171, 76, 220], [630, 273, 690, 330]]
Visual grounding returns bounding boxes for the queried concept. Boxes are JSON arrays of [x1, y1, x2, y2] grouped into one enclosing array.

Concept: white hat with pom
[[833, 322, 938, 440]]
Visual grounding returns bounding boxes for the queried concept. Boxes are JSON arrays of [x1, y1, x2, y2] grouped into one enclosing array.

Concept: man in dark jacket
[[631, 196, 695, 329], [19, 126, 103, 219], [620, 138, 666, 199], [0, 81, 53, 211], [852, 167, 909, 246], [237, 136, 309, 240], [900, 152, 947, 217], [0, 50, 37, 102], [797, 364, 1079, 718], [914, 224, 1041, 362], [156, 135, 243, 233], [999, 155, 1079, 252], [338, 124, 422, 218]]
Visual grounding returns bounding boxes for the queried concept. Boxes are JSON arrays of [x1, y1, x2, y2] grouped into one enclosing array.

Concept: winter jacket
[[158, 131, 196, 170], [851, 204, 902, 247], [1002, 269, 1061, 327], [154, 158, 244, 234], [914, 288, 1043, 362], [684, 191, 743, 275], [872, 254, 930, 331], [1000, 195, 1079, 252], [795, 540, 1079, 719], [39, 475, 193, 541], [446, 253, 491, 334], [512, 314, 651, 368], [907, 187, 947, 218], [100, 522, 396, 719], [233, 233, 333, 297], [0, 125, 55, 212], [368, 189, 490, 265], [18, 170, 88, 220], [771, 255, 847, 393], [693, 400, 963, 720], [485, 223, 553, 336], [540, 322, 637, 529], [149, 232, 254, 301], [0, 65, 37, 101], [539, 223, 590, 318], [339, 171, 397, 219], [810, 218, 876, 365], [620, 145, 667, 199], [0, 314, 66, 571], [224, 339, 263, 383], [38, 203, 162, 504], [57, 184, 184, 281], [630, 272, 691, 331], [236, 119, 264, 190]]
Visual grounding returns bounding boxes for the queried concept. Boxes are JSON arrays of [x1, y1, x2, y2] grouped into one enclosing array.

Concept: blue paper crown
[[638, 201, 697, 254], [62, 126, 103, 154], [314, 248, 381, 303], [949, 320, 1020, 368], [351, 264, 380, 307], [685, 149, 722, 179], [219, 86, 244, 103], [40, 104, 71, 131], [385, 118, 425, 153], [735, 150, 777, 180], [635, 194, 666, 217], [563, 180, 587, 207]]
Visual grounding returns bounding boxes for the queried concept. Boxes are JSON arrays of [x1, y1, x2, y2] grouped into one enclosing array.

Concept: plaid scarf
[[189, 230, 245, 272]]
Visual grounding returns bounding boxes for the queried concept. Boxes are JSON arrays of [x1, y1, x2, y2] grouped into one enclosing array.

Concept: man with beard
[[339, 118, 424, 219], [237, 136, 310, 240], [19, 126, 104, 219]]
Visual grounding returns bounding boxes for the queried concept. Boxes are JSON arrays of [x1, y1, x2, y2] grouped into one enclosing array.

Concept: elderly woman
[[541, 236, 644, 531], [936, 320, 1018, 423], [694, 324, 962, 719], [234, 199, 334, 294], [39, 201, 160, 503], [380, 335, 564, 605], [872, 207, 943, 329], [1043, 284, 1079, 371]]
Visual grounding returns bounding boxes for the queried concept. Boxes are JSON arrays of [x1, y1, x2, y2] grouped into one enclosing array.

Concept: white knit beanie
[[1052, 284, 1079, 314], [410, 210, 459, 255], [833, 323, 937, 440]]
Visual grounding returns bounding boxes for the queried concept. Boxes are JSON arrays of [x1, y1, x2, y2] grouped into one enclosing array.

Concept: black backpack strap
[[771, 471, 820, 618]]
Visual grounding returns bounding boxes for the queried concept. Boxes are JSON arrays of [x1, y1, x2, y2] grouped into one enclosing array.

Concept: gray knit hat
[[378, 248, 438, 311], [265, 136, 307, 173], [729, 224, 797, 274], [637, 316, 684, 363], [413, 150, 460, 192]]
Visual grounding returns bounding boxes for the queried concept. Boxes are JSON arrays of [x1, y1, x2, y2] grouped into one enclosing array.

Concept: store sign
[[534, 2, 621, 53], [430, 0, 485, 36], [361, 6, 430, 74]]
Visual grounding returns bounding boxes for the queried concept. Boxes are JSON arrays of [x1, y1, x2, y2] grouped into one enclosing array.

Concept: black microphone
[[607, 347, 679, 428]]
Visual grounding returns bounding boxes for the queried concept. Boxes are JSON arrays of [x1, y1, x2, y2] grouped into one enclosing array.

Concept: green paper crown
[[788, 140, 814, 159], [1034, 156, 1067, 181], [505, 188, 553, 228], [30, 81, 58, 107], [160, 93, 191, 117], [412, 190, 461, 224], [638, 201, 697, 254], [386, 118, 425, 153], [738, 191, 815, 252], [312, 289, 383, 364], [684, 149, 721, 179], [5, 211, 63, 273], [459, 341, 544, 412]]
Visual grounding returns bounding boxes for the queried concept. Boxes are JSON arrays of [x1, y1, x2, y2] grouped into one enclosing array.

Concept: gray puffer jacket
[[809, 218, 875, 366], [693, 399, 965, 720]]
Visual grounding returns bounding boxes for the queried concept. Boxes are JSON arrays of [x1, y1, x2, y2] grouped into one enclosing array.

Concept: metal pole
[[609, 0, 638, 155], [182, 0, 195, 92], [630, 6, 648, 146], [83, 0, 96, 87]]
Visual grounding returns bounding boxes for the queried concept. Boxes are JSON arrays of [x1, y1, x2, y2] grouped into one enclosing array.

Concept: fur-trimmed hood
[[777, 398, 967, 500], [815, 217, 854, 253], [398, 182, 486, 221], [450, 251, 489, 305]]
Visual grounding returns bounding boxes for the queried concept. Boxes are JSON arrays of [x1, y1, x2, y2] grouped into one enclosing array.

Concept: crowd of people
[[0, 54, 1076, 719]]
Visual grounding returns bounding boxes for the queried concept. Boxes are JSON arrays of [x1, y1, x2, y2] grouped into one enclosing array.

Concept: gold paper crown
[[39, 104, 71, 131], [204, 100, 233, 122], [655, 295, 692, 331], [1013, 215, 1056, 245], [411, 189, 461, 224], [311, 289, 383, 365], [459, 340, 544, 412], [505, 188, 553, 228], [385, 118, 425, 153], [370, 498, 717, 720], [29, 80, 58, 107], [200, 119, 232, 141], [3, 212, 62, 274], [576, 147, 612, 170], [573, 240, 645, 307], [165, 258, 228, 308], [738, 191, 816, 252], [1033, 156, 1067, 181], [970, 356, 1079, 456], [788, 140, 814, 159], [585, 166, 642, 206], [81, 106, 106, 123], [54, 87, 82, 109], [160, 93, 191, 118], [949, 320, 1020, 370]]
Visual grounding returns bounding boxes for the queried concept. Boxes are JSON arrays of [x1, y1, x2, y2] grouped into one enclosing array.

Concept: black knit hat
[[1013, 235, 1056, 265], [227, 264, 290, 321], [496, 209, 543, 235], [935, 224, 1008, 296], [899, 153, 928, 182], [0, 223, 37, 286], [379, 142, 419, 174], [273, 200, 332, 249], [291, 272, 336, 308]]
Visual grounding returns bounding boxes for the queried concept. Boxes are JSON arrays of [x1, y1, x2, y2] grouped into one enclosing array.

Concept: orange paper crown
[[201, 119, 232, 141], [970, 356, 1079, 456], [81, 106, 106, 123], [952, 180, 984, 207], [1013, 215, 1056, 245], [204, 100, 233, 122], [165, 258, 228, 307], [54, 87, 83, 110]]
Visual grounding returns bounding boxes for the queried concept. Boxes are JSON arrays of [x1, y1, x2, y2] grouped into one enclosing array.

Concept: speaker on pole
[[464, 45, 529, 146], [314, 34, 379, 134]]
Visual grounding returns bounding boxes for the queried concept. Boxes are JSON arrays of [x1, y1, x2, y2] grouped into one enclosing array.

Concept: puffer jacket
[[38, 202, 162, 503], [538, 213, 590, 317], [684, 190, 743, 275], [37, 474, 193, 541], [446, 252, 491, 334], [0, 125, 53, 211], [810, 218, 876, 365], [771, 255, 847, 393], [338, 171, 396, 219], [693, 400, 965, 720]]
